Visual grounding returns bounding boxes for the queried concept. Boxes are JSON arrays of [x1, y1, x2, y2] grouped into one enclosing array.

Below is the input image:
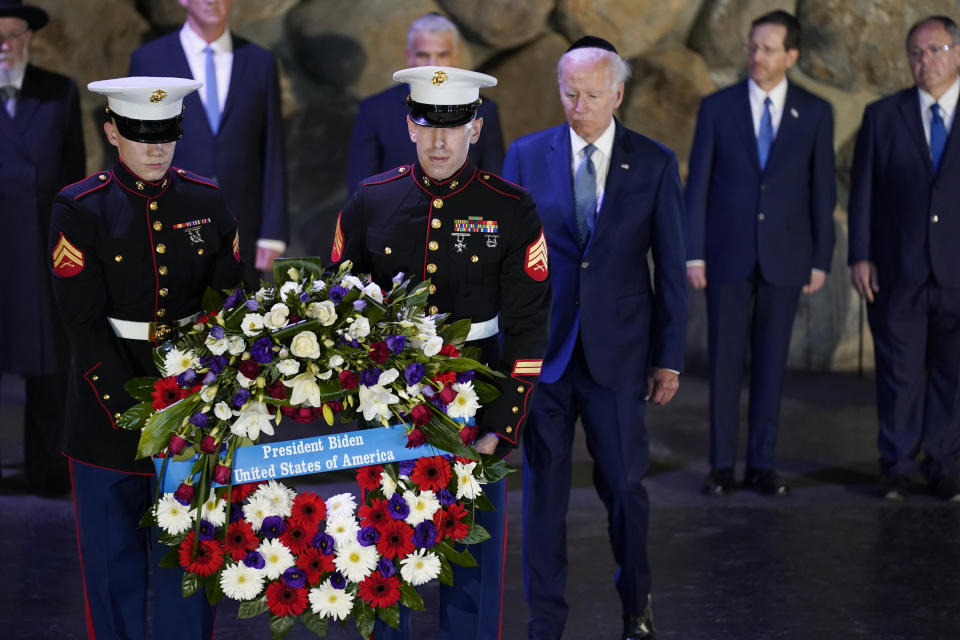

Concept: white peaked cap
[[392, 67, 497, 105], [87, 76, 203, 120]]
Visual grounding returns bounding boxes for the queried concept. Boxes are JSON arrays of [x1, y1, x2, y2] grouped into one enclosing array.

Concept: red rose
[[410, 404, 432, 426], [168, 434, 188, 455], [440, 344, 459, 357], [406, 428, 427, 448], [174, 482, 195, 504], [339, 370, 358, 389], [238, 359, 260, 380], [213, 463, 232, 485], [369, 341, 390, 364], [265, 379, 287, 400], [459, 424, 479, 445], [288, 314, 300, 324], [439, 385, 457, 404], [200, 435, 218, 454]]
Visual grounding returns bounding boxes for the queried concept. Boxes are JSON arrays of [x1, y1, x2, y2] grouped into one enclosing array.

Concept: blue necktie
[[757, 96, 773, 169], [930, 103, 947, 173], [574, 144, 597, 246], [203, 45, 221, 134]]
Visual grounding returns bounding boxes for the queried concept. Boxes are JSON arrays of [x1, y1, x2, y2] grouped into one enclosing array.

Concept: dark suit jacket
[[503, 120, 688, 387], [347, 83, 504, 196], [129, 31, 287, 276], [685, 81, 836, 286], [848, 87, 960, 290], [0, 64, 85, 375]]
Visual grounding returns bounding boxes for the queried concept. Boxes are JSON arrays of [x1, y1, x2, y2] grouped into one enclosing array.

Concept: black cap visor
[[407, 99, 480, 128], [109, 110, 184, 143]]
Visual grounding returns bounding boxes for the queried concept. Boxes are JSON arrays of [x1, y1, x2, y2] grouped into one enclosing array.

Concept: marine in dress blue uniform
[[331, 66, 550, 640], [48, 77, 243, 639]]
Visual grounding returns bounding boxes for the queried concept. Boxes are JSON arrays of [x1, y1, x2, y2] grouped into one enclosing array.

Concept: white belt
[[466, 315, 499, 342], [107, 312, 202, 341]]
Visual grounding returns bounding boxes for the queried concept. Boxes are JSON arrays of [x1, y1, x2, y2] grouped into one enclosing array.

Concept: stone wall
[[25, 0, 955, 371]]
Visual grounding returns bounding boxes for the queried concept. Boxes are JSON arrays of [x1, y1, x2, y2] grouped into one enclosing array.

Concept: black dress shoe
[[701, 468, 735, 496], [743, 468, 790, 497], [878, 473, 910, 501], [622, 599, 656, 639], [930, 475, 960, 502]]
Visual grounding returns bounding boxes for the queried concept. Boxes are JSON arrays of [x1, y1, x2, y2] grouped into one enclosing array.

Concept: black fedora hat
[[0, 0, 49, 31]]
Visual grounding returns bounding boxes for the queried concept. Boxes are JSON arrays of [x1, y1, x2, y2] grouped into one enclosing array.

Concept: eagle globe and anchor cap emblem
[[150, 89, 167, 103], [432, 69, 447, 85]]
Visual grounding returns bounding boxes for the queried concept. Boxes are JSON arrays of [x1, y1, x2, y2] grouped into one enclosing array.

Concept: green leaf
[[435, 356, 489, 374], [437, 553, 454, 586], [271, 318, 325, 343], [460, 523, 491, 545], [157, 548, 180, 569], [157, 531, 186, 547], [472, 380, 501, 405], [404, 279, 431, 307], [205, 572, 224, 606], [238, 596, 269, 619], [118, 400, 154, 431], [124, 377, 158, 403], [376, 604, 400, 629], [399, 583, 425, 611], [136, 395, 201, 459], [181, 571, 201, 597], [139, 506, 156, 528], [273, 257, 327, 286], [300, 611, 329, 636], [353, 600, 376, 638], [438, 318, 472, 347], [269, 614, 296, 639], [437, 540, 478, 567], [202, 286, 225, 314], [479, 458, 516, 484], [474, 493, 495, 511]]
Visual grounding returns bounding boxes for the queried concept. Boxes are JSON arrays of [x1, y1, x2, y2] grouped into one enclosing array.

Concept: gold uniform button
[[398, 167, 406, 173], [427, 263, 437, 274], [384, 247, 392, 255], [433, 198, 444, 209], [517, 385, 525, 393], [511, 406, 519, 414], [471, 255, 479, 263], [450, 180, 458, 190], [135, 180, 145, 191], [429, 241, 439, 251], [482, 174, 490, 180], [177, 169, 185, 175], [159, 288, 169, 297], [428, 305, 439, 315], [114, 255, 123, 263], [114, 412, 121, 420], [506, 426, 514, 434], [149, 201, 158, 211], [429, 284, 437, 294], [157, 309, 166, 318], [152, 221, 162, 231], [91, 375, 99, 382], [197, 248, 204, 255], [156, 243, 166, 254], [158, 265, 168, 276], [431, 218, 442, 229], [102, 394, 110, 401], [98, 174, 107, 181], [162, 178, 168, 188]]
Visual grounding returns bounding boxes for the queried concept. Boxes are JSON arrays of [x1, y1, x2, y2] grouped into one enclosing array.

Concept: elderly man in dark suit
[[503, 36, 688, 640], [129, 0, 287, 285], [685, 10, 836, 497], [0, 0, 84, 495], [849, 15, 960, 502], [346, 12, 504, 197]]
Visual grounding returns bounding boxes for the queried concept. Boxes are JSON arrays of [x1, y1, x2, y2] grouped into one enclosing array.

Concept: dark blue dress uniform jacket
[[330, 160, 550, 450], [48, 162, 244, 473], [0, 64, 85, 375]]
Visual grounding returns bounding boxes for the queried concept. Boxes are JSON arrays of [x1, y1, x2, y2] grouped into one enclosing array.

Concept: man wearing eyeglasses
[[685, 10, 836, 498], [849, 15, 960, 502], [0, 0, 84, 496]]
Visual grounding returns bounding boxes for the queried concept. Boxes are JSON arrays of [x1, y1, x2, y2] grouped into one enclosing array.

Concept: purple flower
[[177, 368, 197, 386], [329, 285, 347, 304], [229, 504, 245, 522], [329, 572, 346, 589], [388, 493, 410, 520], [232, 388, 251, 408], [404, 362, 424, 386], [398, 460, 416, 477], [188, 411, 208, 428], [201, 354, 228, 375], [224, 289, 242, 310], [436, 489, 456, 506], [392, 272, 405, 285], [413, 521, 437, 548], [243, 550, 265, 569], [386, 335, 407, 354], [457, 370, 475, 383], [249, 337, 274, 364], [282, 567, 307, 589], [261, 515, 286, 539], [299, 291, 310, 303], [210, 325, 225, 340], [198, 519, 216, 541], [377, 557, 396, 578], [421, 384, 436, 399], [357, 526, 380, 547], [202, 371, 217, 385], [313, 531, 335, 555], [349, 339, 361, 349], [359, 368, 381, 387], [353, 299, 367, 312], [244, 299, 259, 311]]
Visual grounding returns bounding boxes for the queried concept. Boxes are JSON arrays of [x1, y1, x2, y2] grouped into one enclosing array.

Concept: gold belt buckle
[[149, 322, 171, 342]]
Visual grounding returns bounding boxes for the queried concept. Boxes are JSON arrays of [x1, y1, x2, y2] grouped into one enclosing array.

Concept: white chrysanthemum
[[254, 286, 271, 301], [403, 490, 440, 527], [378, 368, 400, 387], [155, 493, 194, 535], [214, 401, 233, 421], [228, 336, 246, 355], [258, 538, 296, 580], [254, 480, 296, 518], [447, 382, 481, 419], [276, 358, 300, 376], [417, 317, 437, 338], [325, 492, 357, 519], [230, 399, 275, 439], [280, 281, 303, 298], [220, 562, 264, 601], [380, 471, 397, 499], [163, 348, 199, 377], [243, 493, 276, 530], [241, 313, 265, 337], [334, 540, 379, 583], [399, 549, 441, 586], [205, 334, 230, 355], [325, 515, 360, 546], [361, 282, 383, 303], [421, 336, 443, 357], [454, 460, 482, 500], [309, 579, 354, 620], [200, 490, 227, 526]]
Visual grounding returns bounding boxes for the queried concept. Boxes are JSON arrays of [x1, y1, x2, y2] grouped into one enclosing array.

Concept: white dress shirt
[[568, 118, 616, 213], [179, 23, 232, 114], [918, 75, 959, 145], [748, 76, 788, 139]]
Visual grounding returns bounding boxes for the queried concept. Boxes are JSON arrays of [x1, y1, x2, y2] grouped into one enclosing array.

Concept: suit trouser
[[70, 459, 215, 640], [23, 371, 70, 492], [373, 477, 507, 640], [706, 273, 802, 470], [522, 339, 650, 640], [867, 279, 960, 480]]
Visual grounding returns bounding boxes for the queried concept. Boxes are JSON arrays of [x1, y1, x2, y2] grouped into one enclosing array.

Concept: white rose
[[276, 359, 300, 376], [328, 355, 344, 368], [228, 337, 246, 355], [214, 401, 233, 420], [362, 282, 383, 303], [278, 347, 289, 359], [264, 303, 290, 330], [290, 331, 321, 359], [205, 334, 229, 355], [241, 313, 264, 337], [349, 317, 371, 339], [280, 281, 303, 298], [314, 301, 337, 327], [237, 370, 255, 388], [422, 336, 443, 357]]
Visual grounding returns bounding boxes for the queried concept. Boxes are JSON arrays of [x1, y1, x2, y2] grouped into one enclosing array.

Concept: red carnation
[[237, 359, 260, 380], [213, 463, 232, 485], [376, 519, 415, 559], [369, 341, 390, 364], [151, 376, 183, 410], [358, 573, 402, 608], [232, 482, 262, 503], [440, 344, 460, 357], [356, 465, 384, 492], [280, 523, 311, 555], [288, 313, 300, 324], [265, 379, 287, 400], [435, 503, 471, 541], [358, 497, 391, 531], [339, 370, 358, 389], [411, 455, 452, 492], [178, 532, 225, 577], [265, 580, 308, 617], [167, 433, 188, 455], [291, 491, 326, 528], [297, 547, 335, 585], [433, 371, 457, 386], [405, 427, 427, 448], [439, 385, 457, 404], [410, 404, 432, 426], [224, 520, 259, 561], [459, 424, 479, 445]]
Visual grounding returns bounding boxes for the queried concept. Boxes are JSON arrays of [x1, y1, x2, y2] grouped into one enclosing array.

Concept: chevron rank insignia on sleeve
[[524, 229, 549, 281], [52, 232, 85, 277], [331, 212, 345, 262]]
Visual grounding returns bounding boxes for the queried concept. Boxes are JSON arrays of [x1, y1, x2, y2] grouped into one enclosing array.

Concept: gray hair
[[407, 13, 461, 50], [905, 15, 960, 48], [557, 46, 631, 90]]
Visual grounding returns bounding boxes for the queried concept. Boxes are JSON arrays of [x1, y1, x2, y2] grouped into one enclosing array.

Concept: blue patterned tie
[[203, 45, 221, 134], [574, 144, 597, 246], [930, 103, 947, 173], [757, 96, 773, 169]]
